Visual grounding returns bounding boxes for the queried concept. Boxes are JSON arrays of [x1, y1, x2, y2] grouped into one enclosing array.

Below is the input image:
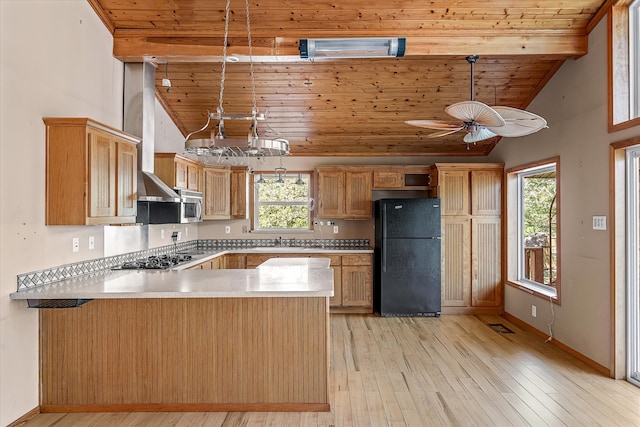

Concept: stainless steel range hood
[[123, 62, 181, 203]]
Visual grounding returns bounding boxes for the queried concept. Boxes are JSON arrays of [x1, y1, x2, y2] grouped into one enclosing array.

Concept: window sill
[[506, 280, 559, 304]]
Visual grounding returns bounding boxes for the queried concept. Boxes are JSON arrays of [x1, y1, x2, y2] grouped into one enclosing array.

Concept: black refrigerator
[[374, 198, 441, 317]]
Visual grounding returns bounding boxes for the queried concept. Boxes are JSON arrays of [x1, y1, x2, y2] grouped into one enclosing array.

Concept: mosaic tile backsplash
[[16, 238, 370, 291]]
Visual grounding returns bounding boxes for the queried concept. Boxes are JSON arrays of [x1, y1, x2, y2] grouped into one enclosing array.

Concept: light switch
[[72, 237, 79, 253], [593, 216, 607, 230]]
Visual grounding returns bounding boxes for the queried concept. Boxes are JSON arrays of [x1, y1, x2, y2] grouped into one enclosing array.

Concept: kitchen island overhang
[[12, 259, 333, 413]]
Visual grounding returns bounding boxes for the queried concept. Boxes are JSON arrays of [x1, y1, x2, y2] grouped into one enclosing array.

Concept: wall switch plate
[[72, 237, 79, 253], [88, 236, 95, 250], [593, 215, 607, 230], [333, 225, 339, 234], [532, 305, 537, 317], [161, 229, 165, 240], [225, 226, 231, 234], [185, 226, 189, 236]]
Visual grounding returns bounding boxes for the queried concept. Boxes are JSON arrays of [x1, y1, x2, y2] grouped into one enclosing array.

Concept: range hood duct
[[123, 63, 181, 203]]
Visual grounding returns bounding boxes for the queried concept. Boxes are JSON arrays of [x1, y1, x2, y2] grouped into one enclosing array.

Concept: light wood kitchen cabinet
[[315, 166, 372, 219], [154, 153, 201, 191], [188, 256, 223, 270], [244, 252, 372, 313], [224, 253, 246, 269], [202, 166, 231, 220], [231, 166, 249, 219], [44, 118, 139, 225], [372, 166, 431, 190], [339, 254, 373, 310], [431, 163, 503, 314]]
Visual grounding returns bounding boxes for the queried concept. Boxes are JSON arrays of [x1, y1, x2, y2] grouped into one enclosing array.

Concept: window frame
[[250, 170, 314, 232], [506, 157, 561, 303]]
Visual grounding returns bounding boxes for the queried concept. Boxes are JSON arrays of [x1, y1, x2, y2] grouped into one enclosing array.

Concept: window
[[626, 145, 640, 387], [506, 158, 560, 299], [631, 0, 640, 118], [610, 0, 640, 128], [252, 171, 312, 231]]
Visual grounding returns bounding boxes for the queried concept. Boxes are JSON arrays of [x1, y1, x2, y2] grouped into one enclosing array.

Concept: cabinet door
[[117, 142, 137, 217], [175, 160, 188, 189], [203, 168, 230, 220], [317, 170, 345, 218], [342, 265, 372, 307], [345, 171, 372, 219], [471, 217, 502, 307], [440, 170, 469, 215], [88, 129, 116, 218], [329, 267, 343, 307], [224, 254, 246, 269], [231, 167, 248, 219], [442, 217, 471, 307], [471, 170, 502, 216], [187, 164, 200, 191], [373, 170, 403, 189]]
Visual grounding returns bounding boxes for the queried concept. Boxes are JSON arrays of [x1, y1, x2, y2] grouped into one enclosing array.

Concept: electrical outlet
[[171, 231, 181, 242], [532, 305, 537, 317], [185, 226, 189, 237], [72, 237, 79, 253], [225, 226, 231, 234], [333, 225, 339, 234], [593, 215, 607, 230], [242, 225, 249, 233], [88, 236, 95, 250]]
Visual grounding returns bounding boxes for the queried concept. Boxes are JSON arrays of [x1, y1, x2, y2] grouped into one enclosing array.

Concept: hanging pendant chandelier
[[184, 0, 289, 161]]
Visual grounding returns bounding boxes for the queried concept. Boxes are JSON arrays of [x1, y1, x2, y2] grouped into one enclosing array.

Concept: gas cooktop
[[115, 254, 193, 270]]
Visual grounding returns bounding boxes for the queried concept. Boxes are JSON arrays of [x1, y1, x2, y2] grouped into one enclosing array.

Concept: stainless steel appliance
[[374, 198, 442, 317], [115, 254, 193, 270], [137, 189, 202, 224]]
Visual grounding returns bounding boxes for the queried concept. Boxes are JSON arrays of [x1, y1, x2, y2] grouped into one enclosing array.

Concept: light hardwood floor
[[19, 314, 640, 426]]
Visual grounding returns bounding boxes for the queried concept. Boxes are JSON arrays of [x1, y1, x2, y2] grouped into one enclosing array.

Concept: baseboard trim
[[442, 306, 503, 315], [7, 406, 40, 427], [40, 403, 330, 413], [502, 312, 610, 376]]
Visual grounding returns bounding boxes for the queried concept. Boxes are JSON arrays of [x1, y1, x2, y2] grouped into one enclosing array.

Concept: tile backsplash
[[16, 238, 370, 291]]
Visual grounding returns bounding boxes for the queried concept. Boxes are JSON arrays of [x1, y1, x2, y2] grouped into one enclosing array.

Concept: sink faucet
[[274, 236, 282, 246]]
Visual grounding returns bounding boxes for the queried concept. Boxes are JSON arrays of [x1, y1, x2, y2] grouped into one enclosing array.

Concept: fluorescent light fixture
[[299, 37, 406, 59]]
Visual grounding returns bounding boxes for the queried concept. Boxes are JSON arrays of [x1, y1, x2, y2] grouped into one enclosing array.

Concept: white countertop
[[10, 261, 334, 299]]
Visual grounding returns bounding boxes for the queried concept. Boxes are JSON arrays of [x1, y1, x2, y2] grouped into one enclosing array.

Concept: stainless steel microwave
[[136, 189, 203, 224]]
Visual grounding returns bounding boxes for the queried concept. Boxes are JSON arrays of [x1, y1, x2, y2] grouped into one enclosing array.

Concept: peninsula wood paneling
[[39, 298, 329, 410]]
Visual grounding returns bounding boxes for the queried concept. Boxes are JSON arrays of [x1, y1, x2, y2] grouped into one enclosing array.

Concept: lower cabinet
[[224, 254, 246, 269], [245, 252, 372, 313], [188, 256, 224, 270]]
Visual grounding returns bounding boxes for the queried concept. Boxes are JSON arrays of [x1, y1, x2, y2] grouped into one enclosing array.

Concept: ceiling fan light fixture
[[300, 37, 406, 59]]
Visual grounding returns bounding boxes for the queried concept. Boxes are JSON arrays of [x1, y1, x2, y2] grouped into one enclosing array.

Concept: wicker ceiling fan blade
[[463, 127, 497, 143], [487, 106, 548, 137], [405, 120, 462, 131], [427, 128, 464, 138], [445, 101, 506, 127]]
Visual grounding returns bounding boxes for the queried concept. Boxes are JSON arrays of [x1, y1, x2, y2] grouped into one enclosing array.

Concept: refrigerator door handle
[[382, 204, 387, 272]]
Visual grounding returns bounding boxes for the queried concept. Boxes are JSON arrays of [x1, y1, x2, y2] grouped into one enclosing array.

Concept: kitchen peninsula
[[11, 257, 333, 413]]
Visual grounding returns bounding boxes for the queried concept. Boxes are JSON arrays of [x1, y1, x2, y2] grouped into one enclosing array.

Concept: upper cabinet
[[230, 166, 249, 220], [44, 118, 139, 225], [202, 166, 231, 220], [154, 153, 202, 191], [316, 166, 372, 220], [371, 166, 431, 190]]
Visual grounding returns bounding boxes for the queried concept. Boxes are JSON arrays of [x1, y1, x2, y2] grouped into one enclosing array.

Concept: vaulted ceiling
[[88, 0, 608, 156]]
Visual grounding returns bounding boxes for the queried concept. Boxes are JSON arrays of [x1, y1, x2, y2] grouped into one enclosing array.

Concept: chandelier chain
[[218, 0, 232, 116], [245, 0, 258, 116]]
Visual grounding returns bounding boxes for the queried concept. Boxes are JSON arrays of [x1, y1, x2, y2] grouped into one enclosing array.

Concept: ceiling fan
[[405, 55, 548, 148]]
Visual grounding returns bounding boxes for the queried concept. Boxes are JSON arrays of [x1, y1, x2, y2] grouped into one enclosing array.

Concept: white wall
[[0, 2, 124, 424], [487, 19, 640, 368]]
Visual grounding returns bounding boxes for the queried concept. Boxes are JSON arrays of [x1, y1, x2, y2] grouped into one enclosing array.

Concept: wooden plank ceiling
[[89, 0, 607, 157]]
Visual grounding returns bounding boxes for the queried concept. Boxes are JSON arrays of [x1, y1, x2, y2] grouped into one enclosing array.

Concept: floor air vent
[[488, 323, 514, 334]]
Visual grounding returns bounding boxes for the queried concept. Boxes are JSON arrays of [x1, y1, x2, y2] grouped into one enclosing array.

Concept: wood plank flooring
[[19, 314, 640, 426]]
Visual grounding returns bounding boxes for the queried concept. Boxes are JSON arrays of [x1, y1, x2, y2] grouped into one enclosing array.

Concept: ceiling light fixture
[[184, 0, 289, 162], [299, 37, 406, 59]]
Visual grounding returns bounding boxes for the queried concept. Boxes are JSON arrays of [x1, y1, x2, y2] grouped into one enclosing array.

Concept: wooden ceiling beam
[[113, 32, 588, 62]]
